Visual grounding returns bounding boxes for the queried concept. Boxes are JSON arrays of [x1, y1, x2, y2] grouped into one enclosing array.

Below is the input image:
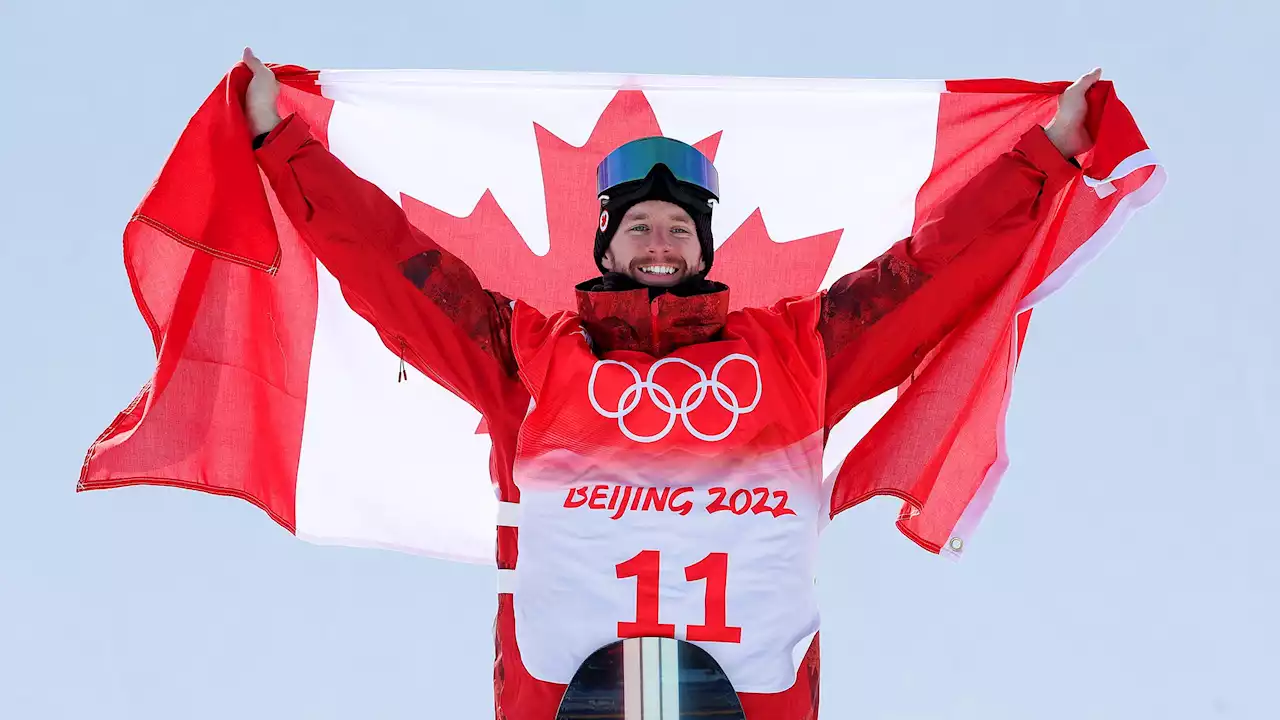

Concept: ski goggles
[[596, 136, 720, 200]]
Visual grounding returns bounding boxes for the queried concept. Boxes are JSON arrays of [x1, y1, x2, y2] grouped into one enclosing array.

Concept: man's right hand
[[242, 47, 282, 137]]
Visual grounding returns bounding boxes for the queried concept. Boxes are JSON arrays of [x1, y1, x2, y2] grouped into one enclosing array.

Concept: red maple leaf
[[400, 89, 841, 313]]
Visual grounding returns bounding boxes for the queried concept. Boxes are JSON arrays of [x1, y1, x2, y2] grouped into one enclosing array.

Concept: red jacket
[[256, 113, 1077, 719]]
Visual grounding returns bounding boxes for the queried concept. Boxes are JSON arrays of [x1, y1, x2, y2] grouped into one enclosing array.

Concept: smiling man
[[604, 200, 700, 282], [242, 48, 1100, 720], [592, 141, 715, 290]]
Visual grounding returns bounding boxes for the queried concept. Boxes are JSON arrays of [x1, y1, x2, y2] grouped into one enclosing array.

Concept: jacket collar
[[574, 277, 730, 357]]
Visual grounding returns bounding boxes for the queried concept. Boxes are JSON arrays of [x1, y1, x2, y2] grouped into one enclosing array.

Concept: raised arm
[[244, 50, 522, 417], [820, 69, 1101, 430]]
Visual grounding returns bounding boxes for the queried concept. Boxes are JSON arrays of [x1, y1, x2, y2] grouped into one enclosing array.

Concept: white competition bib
[[511, 437, 824, 694]]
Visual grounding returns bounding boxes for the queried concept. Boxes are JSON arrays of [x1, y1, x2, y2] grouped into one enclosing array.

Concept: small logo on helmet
[[599, 209, 610, 233]]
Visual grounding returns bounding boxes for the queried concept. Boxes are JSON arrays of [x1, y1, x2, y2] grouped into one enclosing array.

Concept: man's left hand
[[1045, 68, 1103, 159]]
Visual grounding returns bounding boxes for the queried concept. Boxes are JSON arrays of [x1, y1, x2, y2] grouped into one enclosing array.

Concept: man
[[243, 48, 1098, 719]]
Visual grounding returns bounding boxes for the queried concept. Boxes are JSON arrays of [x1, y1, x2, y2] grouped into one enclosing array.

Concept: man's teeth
[[640, 266, 677, 275]]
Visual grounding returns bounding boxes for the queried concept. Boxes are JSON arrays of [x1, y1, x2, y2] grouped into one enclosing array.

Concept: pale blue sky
[[1, 1, 1276, 718]]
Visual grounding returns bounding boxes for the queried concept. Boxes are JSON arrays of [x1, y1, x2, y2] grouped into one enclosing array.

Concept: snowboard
[[555, 637, 745, 719]]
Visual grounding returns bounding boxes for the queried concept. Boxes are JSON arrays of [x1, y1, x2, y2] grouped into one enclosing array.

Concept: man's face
[[600, 200, 705, 287]]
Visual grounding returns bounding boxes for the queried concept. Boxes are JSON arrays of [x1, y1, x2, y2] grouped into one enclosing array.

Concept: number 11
[[616, 550, 742, 644]]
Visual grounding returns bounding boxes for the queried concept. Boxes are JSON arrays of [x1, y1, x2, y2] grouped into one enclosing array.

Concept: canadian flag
[[79, 64, 1163, 564]]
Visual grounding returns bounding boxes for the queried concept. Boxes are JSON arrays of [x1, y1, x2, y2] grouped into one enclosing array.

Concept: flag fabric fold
[[81, 65, 1163, 562]]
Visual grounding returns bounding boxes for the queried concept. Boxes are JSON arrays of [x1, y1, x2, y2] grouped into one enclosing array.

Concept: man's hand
[[243, 47, 282, 137], [1044, 68, 1102, 159]]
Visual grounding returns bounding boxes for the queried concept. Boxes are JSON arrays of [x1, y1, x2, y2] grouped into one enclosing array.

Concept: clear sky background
[[1, 1, 1276, 718]]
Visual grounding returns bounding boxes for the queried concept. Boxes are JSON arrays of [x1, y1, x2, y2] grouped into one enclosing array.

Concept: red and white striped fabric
[[79, 65, 1163, 564]]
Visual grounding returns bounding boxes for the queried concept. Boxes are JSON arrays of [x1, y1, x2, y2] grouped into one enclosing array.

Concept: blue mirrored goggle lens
[[596, 137, 720, 199]]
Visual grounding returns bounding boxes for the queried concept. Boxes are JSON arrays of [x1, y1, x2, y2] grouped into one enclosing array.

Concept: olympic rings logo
[[587, 354, 762, 443]]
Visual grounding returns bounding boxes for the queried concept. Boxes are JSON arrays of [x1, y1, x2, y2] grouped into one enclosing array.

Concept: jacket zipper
[[650, 296, 662, 356], [397, 337, 408, 382]]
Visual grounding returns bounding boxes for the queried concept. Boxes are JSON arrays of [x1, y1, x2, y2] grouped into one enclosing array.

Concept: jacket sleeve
[[255, 113, 522, 416], [820, 125, 1079, 429]]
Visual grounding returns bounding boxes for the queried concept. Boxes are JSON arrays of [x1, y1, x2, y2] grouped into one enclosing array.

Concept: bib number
[[615, 550, 743, 644]]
